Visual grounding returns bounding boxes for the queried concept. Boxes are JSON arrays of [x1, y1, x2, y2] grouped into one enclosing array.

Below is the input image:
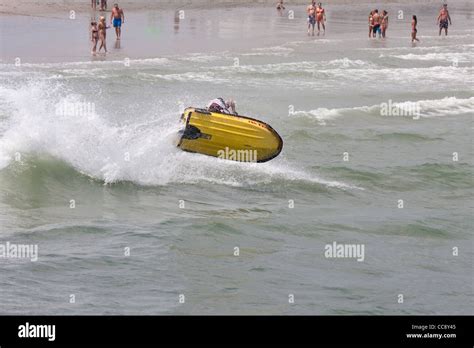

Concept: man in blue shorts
[[307, 1, 316, 36], [110, 3, 125, 40], [437, 3, 452, 36]]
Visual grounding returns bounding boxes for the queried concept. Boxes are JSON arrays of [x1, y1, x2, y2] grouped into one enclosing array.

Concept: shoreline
[[1, 0, 468, 64], [0, 0, 454, 16]]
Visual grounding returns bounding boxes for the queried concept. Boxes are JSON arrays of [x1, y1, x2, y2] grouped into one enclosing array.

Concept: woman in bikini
[[316, 3, 326, 35], [368, 11, 374, 38], [98, 16, 109, 53], [411, 15, 419, 43], [90, 21, 99, 55], [381, 10, 388, 38]]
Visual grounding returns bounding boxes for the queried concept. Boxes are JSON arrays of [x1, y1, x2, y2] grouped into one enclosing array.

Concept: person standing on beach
[[368, 11, 374, 38], [316, 2, 326, 35], [90, 21, 99, 54], [98, 16, 109, 53], [91, 0, 96, 10], [412, 15, 419, 43], [381, 10, 388, 38], [307, 1, 316, 36], [372, 9, 381, 38], [110, 3, 125, 40], [276, 0, 285, 15], [437, 3, 452, 36], [100, 0, 107, 11]]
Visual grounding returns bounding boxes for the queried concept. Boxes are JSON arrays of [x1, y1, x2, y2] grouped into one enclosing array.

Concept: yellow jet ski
[[176, 107, 283, 163]]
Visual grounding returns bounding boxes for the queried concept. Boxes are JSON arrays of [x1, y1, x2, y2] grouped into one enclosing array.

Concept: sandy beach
[[0, 0, 460, 16], [1, 0, 472, 63]]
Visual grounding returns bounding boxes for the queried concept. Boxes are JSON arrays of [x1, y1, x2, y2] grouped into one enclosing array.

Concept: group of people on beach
[[91, 0, 108, 11], [367, 3, 451, 42], [277, 0, 326, 35], [367, 3, 452, 42], [306, 1, 326, 36], [279, 1, 453, 43], [87, 1, 454, 55], [90, 3, 125, 54], [368, 9, 389, 38], [410, 4, 452, 43]]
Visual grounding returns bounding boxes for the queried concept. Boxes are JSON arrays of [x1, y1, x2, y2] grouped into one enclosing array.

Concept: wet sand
[[1, 0, 470, 64], [0, 0, 456, 16]]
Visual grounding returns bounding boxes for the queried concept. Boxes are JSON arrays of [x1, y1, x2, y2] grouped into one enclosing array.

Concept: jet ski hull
[[177, 108, 283, 163]]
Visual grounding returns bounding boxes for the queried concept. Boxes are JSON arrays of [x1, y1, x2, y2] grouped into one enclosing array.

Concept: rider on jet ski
[[207, 98, 238, 115]]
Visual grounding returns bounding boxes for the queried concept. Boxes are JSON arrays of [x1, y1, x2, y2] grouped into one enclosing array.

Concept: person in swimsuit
[[100, 0, 107, 11], [207, 98, 238, 115], [307, 1, 316, 36], [372, 9, 381, 38], [412, 15, 419, 43], [381, 10, 388, 38], [98, 16, 109, 53], [437, 4, 452, 36], [276, 0, 285, 15], [90, 21, 99, 55], [316, 2, 326, 35], [368, 11, 374, 38], [110, 3, 125, 40]]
